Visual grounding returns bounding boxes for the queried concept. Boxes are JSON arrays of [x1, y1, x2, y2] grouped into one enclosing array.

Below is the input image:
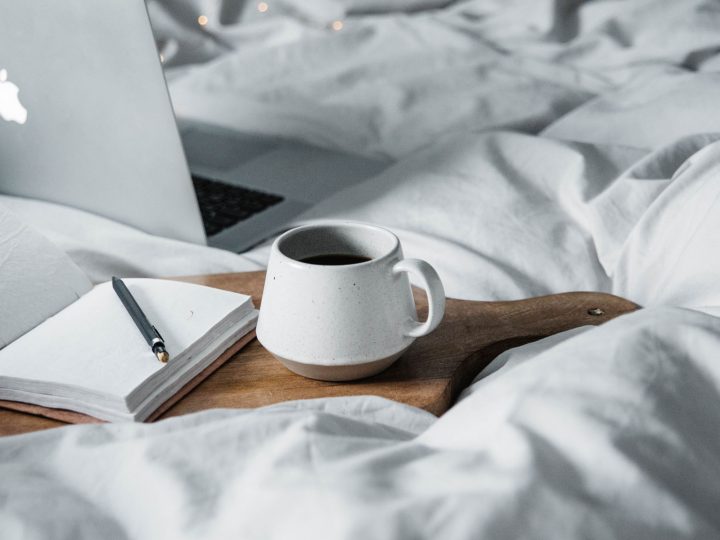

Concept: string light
[[197, 15, 208, 26], [331, 20, 344, 31], [257, 2, 269, 13]]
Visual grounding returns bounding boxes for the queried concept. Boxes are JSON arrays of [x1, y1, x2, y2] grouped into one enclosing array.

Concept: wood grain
[[0, 271, 639, 436]]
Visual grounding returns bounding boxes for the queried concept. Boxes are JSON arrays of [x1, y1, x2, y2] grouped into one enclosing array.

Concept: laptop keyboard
[[192, 175, 284, 237]]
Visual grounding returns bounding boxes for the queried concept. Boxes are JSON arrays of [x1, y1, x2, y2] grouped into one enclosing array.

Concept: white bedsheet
[[3, 307, 720, 539], [3, 0, 720, 537]]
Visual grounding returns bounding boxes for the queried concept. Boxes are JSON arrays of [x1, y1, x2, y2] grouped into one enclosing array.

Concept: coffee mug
[[256, 221, 445, 381]]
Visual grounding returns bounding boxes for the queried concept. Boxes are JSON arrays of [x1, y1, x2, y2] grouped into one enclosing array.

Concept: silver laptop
[[0, 0, 386, 252]]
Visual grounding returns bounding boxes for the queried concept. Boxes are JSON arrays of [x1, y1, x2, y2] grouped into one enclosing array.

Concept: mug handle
[[393, 259, 446, 338]]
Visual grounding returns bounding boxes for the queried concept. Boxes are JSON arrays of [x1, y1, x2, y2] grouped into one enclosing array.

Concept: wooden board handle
[[432, 292, 640, 409]]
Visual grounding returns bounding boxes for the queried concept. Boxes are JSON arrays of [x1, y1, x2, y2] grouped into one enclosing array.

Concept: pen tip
[[156, 350, 170, 363]]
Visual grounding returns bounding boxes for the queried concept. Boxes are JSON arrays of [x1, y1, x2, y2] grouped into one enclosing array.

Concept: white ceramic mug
[[256, 222, 446, 381]]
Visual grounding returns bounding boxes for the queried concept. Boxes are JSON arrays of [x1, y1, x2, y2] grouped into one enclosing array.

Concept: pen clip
[[152, 325, 165, 343]]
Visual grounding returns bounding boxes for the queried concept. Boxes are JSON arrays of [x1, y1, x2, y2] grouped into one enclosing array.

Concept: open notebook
[[0, 206, 257, 422]]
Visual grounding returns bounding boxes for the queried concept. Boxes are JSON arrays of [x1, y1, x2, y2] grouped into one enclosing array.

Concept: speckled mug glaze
[[256, 222, 445, 381]]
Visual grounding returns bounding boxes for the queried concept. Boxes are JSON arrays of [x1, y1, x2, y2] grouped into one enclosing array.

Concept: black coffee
[[300, 254, 372, 266]]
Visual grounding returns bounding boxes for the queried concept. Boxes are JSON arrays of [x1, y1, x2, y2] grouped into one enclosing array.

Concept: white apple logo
[[0, 69, 28, 125]]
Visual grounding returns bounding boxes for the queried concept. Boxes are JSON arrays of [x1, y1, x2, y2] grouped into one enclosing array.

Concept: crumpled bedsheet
[[3, 307, 720, 539], [3, 0, 720, 538]]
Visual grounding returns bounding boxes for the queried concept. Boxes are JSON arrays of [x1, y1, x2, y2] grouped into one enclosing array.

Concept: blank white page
[[0, 206, 92, 348], [0, 279, 252, 398]]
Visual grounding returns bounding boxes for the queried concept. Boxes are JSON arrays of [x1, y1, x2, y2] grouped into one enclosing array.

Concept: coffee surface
[[300, 254, 371, 266]]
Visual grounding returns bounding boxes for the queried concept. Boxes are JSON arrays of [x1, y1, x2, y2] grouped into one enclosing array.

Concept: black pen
[[111, 277, 170, 363]]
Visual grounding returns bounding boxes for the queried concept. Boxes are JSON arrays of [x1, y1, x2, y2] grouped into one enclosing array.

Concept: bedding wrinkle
[[584, 136, 718, 280], [0, 469, 129, 540], [398, 225, 550, 299], [612, 139, 720, 306], [607, 330, 720, 535], [466, 309, 720, 537]]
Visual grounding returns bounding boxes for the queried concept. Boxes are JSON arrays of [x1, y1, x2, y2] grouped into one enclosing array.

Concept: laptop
[[0, 0, 387, 252]]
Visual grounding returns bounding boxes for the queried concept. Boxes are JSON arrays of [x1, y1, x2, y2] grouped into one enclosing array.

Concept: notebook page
[[0, 279, 251, 399], [0, 206, 92, 348], [0, 313, 257, 422]]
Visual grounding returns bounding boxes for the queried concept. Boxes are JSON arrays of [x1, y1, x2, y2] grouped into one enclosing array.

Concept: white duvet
[[3, 0, 720, 538]]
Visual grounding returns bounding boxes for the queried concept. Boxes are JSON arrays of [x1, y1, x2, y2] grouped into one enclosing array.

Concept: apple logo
[[0, 69, 28, 125]]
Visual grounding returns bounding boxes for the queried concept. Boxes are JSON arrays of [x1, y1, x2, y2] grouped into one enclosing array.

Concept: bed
[[2, 0, 720, 537]]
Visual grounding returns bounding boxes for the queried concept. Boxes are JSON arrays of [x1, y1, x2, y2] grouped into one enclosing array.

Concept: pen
[[111, 277, 170, 363]]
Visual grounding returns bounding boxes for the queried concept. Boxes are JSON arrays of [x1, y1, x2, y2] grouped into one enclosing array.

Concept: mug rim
[[273, 221, 400, 270]]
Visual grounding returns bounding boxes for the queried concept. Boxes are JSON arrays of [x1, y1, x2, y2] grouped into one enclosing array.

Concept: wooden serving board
[[0, 271, 639, 436]]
